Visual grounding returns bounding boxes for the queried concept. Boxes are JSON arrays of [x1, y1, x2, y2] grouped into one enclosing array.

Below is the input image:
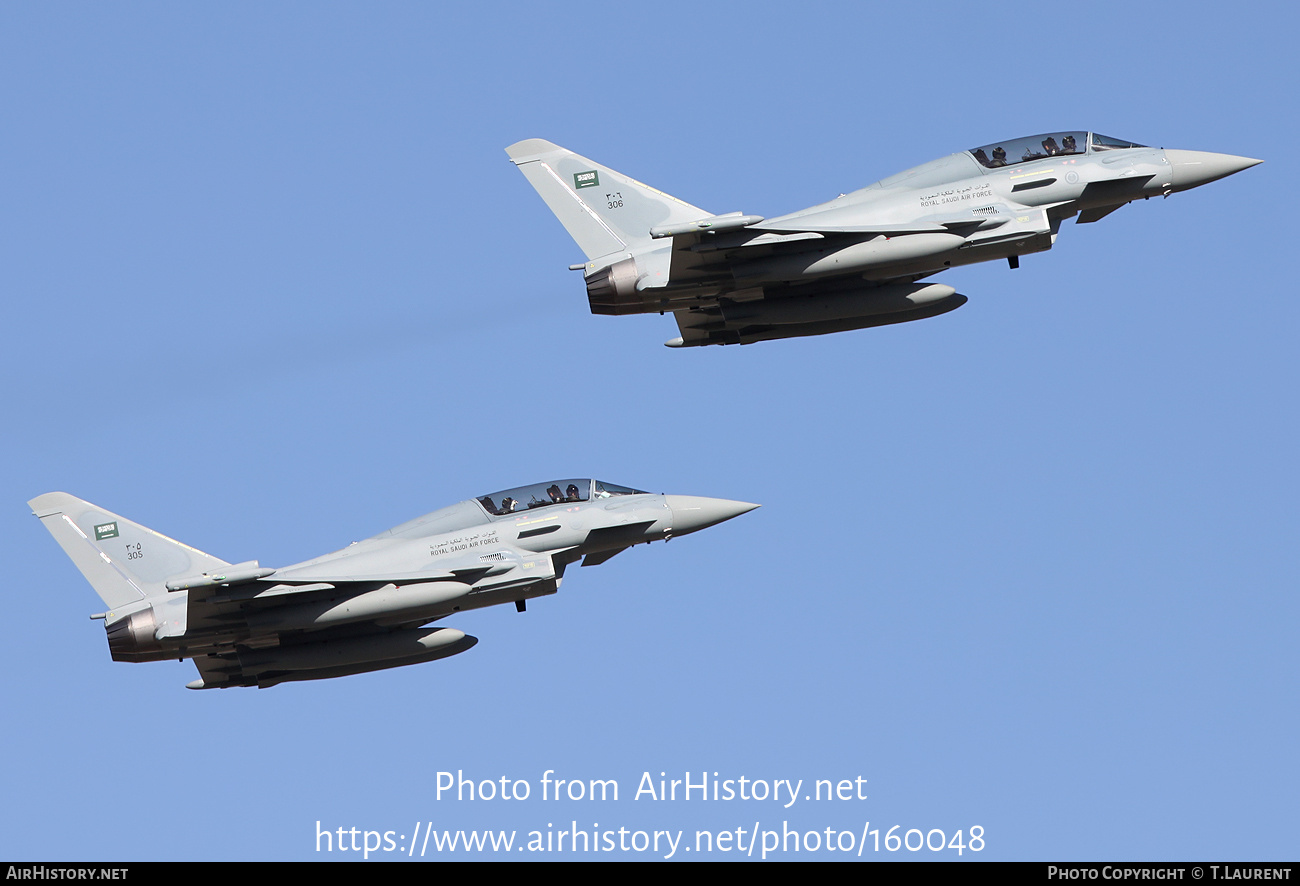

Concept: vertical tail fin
[[29, 492, 229, 610], [506, 138, 710, 260]]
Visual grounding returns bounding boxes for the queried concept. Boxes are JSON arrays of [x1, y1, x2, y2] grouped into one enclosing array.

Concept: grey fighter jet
[[507, 132, 1260, 347], [29, 481, 757, 689]]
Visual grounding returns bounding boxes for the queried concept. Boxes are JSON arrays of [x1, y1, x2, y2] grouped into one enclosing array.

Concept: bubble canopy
[[968, 132, 1147, 169], [476, 479, 649, 515]]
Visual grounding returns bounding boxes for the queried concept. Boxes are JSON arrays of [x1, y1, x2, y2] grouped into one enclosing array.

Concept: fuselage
[[748, 131, 1179, 280], [525, 131, 1258, 347], [87, 480, 757, 678]]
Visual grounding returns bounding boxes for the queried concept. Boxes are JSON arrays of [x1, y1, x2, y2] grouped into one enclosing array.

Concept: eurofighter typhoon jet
[[29, 482, 757, 689], [507, 132, 1259, 347]]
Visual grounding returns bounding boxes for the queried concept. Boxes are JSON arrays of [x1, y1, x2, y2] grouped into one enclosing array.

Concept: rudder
[[29, 492, 230, 610], [506, 138, 711, 260]]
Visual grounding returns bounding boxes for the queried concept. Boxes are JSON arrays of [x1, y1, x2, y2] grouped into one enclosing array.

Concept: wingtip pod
[[649, 214, 765, 239], [165, 562, 276, 592]]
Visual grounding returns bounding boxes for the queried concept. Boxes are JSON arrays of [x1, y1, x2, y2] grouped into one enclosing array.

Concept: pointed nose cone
[[1165, 150, 1262, 192], [665, 495, 760, 536]]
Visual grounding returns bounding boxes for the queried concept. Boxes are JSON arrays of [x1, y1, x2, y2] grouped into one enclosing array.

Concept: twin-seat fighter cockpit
[[477, 479, 649, 516], [968, 132, 1146, 169]]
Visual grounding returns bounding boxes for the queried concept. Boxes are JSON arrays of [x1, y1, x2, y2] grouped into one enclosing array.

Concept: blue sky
[[2, 3, 1293, 861]]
